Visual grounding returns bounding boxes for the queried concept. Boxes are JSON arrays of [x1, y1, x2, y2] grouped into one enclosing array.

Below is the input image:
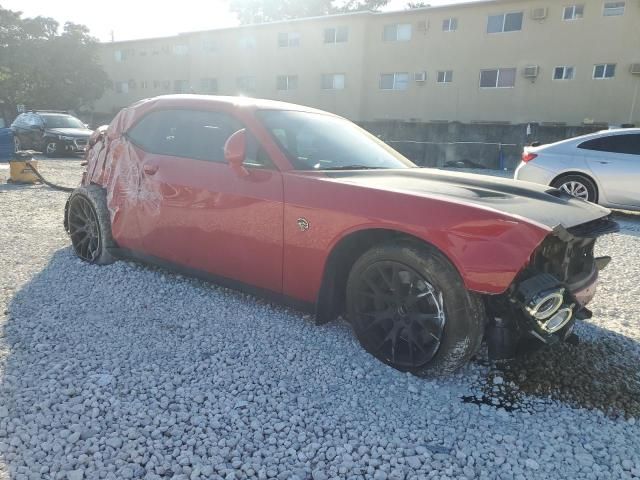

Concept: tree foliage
[[229, 0, 390, 24], [0, 5, 109, 121]]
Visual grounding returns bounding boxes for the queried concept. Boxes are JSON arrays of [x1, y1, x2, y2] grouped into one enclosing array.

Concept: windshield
[[42, 114, 85, 129], [257, 110, 415, 170]]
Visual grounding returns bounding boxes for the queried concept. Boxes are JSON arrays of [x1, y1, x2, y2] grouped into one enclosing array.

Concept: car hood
[[321, 168, 611, 230], [47, 128, 92, 137]]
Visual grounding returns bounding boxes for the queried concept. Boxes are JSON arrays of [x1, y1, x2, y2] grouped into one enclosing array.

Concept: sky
[[3, 0, 482, 42]]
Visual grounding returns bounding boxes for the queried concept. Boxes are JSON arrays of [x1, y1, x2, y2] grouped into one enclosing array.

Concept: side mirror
[[224, 128, 248, 177]]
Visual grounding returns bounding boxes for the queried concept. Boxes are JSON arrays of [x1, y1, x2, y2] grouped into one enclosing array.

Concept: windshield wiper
[[321, 165, 385, 170]]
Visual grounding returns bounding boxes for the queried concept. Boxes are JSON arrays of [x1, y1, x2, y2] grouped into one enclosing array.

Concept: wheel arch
[[315, 227, 457, 324], [550, 170, 600, 203]]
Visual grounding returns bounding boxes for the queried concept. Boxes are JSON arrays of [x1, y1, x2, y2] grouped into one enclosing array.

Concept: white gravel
[[0, 159, 639, 480]]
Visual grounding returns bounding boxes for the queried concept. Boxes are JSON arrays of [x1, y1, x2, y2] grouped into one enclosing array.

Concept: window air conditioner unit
[[523, 65, 540, 78], [531, 7, 548, 20], [630, 63, 640, 75], [414, 71, 427, 82]]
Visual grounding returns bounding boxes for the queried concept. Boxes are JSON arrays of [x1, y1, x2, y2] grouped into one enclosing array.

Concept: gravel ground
[[0, 159, 639, 480]]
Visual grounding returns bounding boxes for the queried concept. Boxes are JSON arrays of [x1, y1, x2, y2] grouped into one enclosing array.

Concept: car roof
[[130, 94, 336, 116], [534, 127, 640, 150]]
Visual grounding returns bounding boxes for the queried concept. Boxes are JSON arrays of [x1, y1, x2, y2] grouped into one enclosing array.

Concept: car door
[[12, 114, 31, 149], [579, 133, 640, 207], [124, 108, 284, 294]]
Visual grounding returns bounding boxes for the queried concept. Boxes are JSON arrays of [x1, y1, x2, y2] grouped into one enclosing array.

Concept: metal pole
[[630, 80, 639, 125]]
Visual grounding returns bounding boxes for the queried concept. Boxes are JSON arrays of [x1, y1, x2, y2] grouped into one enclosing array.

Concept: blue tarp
[[0, 128, 14, 161]]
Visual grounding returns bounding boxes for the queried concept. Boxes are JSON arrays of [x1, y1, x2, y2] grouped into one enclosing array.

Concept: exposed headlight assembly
[[515, 273, 574, 335]]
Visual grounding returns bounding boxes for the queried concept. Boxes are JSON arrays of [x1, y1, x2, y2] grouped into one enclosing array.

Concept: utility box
[[0, 128, 14, 162]]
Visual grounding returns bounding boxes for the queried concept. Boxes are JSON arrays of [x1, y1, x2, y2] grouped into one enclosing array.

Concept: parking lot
[[0, 158, 639, 479]]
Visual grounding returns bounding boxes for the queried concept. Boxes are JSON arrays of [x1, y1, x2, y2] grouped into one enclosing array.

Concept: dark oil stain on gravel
[[464, 340, 640, 419]]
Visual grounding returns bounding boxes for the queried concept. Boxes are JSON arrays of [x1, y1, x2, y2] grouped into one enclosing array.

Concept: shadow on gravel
[[466, 331, 640, 419]]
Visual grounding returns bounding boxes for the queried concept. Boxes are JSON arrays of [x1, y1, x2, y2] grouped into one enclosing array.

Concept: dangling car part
[[65, 95, 618, 376]]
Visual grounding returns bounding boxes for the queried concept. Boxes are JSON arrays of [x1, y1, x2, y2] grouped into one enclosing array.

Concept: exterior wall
[[94, 0, 640, 126], [360, 120, 602, 168]]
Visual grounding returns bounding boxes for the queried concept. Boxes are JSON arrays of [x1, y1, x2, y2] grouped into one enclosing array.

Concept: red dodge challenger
[[65, 95, 617, 375]]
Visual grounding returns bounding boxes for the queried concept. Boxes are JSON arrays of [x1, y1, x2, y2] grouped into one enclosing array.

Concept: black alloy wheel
[[68, 195, 102, 262], [351, 260, 446, 370], [346, 242, 486, 376]]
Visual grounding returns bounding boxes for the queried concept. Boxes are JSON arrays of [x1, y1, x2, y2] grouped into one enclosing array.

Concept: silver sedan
[[514, 128, 640, 211]]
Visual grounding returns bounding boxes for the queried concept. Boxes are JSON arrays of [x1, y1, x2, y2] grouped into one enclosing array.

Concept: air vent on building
[[523, 65, 540, 78], [531, 7, 548, 20], [416, 20, 428, 32], [414, 71, 427, 82], [630, 63, 640, 75]]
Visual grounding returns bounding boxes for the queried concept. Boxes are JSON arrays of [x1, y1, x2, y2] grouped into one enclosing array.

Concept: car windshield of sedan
[[257, 110, 415, 170], [41, 114, 85, 129]]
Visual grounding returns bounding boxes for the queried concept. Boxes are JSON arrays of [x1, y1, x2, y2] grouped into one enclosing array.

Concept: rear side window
[[127, 109, 273, 167], [127, 109, 243, 162], [578, 134, 640, 155]]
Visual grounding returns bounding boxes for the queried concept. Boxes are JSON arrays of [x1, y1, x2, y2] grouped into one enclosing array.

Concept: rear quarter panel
[[283, 172, 551, 303]]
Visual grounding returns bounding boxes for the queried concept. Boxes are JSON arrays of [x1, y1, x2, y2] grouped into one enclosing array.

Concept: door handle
[[143, 164, 159, 175], [598, 161, 610, 164]]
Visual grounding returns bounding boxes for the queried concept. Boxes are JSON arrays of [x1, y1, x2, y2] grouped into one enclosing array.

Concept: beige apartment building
[[94, 0, 640, 126]]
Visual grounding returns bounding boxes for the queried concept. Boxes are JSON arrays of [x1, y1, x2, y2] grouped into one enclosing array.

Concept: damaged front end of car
[[485, 215, 619, 359]]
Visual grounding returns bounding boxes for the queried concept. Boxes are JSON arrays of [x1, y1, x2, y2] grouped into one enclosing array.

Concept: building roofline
[[101, 0, 526, 46]]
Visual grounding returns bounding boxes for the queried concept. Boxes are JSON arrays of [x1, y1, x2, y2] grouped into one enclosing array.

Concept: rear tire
[[551, 174, 598, 203], [66, 185, 115, 265], [346, 241, 486, 377]]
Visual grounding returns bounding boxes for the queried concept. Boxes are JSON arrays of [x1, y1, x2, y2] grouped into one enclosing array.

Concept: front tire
[[346, 241, 486, 376], [45, 140, 61, 157], [551, 174, 597, 203], [66, 185, 115, 265]]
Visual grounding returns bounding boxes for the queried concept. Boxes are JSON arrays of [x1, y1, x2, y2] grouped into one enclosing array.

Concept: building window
[[277, 75, 298, 91], [487, 12, 523, 33], [172, 45, 189, 56], [442, 18, 458, 31], [278, 32, 300, 47], [553, 66, 575, 80], [437, 70, 453, 83], [480, 68, 516, 88], [173, 80, 190, 93], [114, 48, 135, 62], [237, 76, 256, 93], [114, 81, 129, 94], [321, 73, 345, 90], [383, 24, 412, 41], [141, 80, 149, 89], [200, 78, 218, 94], [203, 39, 217, 53], [324, 26, 348, 43], [563, 5, 584, 20], [593, 63, 616, 79], [379, 73, 409, 90], [239, 36, 256, 49], [603, 1, 625, 16]]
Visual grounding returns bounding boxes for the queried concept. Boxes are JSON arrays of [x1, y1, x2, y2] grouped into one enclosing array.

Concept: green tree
[[0, 5, 109, 121], [229, 0, 389, 24]]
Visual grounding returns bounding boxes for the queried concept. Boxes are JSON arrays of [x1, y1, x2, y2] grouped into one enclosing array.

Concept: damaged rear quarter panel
[[84, 104, 161, 250]]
